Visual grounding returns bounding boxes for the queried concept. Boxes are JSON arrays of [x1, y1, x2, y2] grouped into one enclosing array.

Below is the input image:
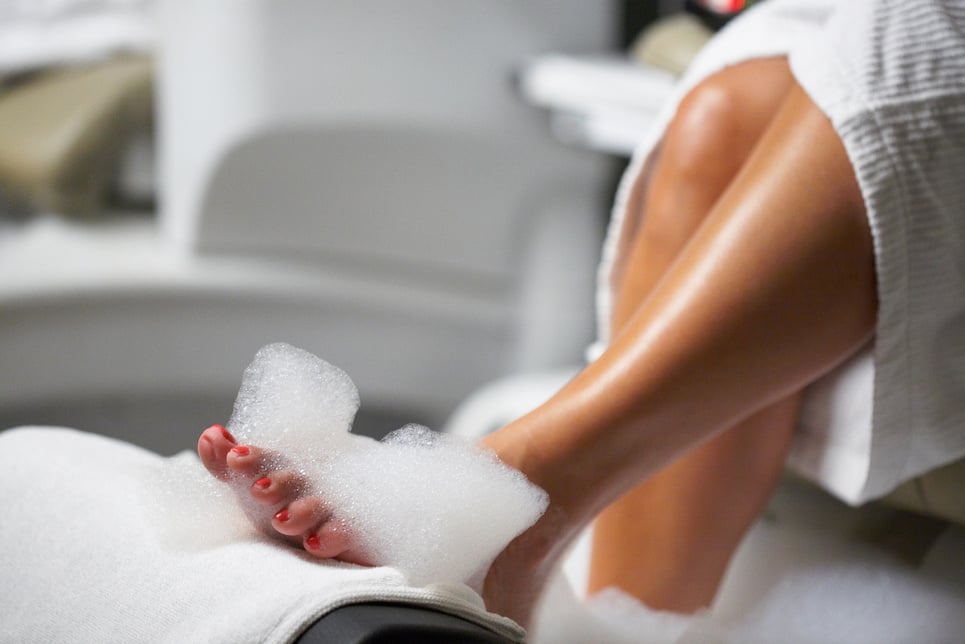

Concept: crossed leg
[[589, 58, 799, 612], [195, 62, 875, 631], [481, 75, 875, 626]]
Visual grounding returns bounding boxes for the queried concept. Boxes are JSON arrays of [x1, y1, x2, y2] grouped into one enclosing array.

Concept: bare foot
[[481, 503, 572, 627], [198, 419, 569, 629], [197, 423, 372, 564], [479, 427, 583, 628]]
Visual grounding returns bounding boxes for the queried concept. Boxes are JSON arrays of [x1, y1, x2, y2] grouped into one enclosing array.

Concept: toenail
[[254, 477, 271, 489], [218, 425, 236, 443], [305, 534, 320, 550], [231, 446, 250, 456], [274, 508, 289, 522]]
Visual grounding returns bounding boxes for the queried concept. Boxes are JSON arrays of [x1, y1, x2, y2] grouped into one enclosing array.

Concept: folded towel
[[0, 427, 524, 643]]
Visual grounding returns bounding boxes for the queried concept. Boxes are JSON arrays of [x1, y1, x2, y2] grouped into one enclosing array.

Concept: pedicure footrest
[[296, 603, 515, 644]]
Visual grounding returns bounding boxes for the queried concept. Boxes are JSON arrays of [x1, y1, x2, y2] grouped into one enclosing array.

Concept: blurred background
[[0, 0, 740, 452]]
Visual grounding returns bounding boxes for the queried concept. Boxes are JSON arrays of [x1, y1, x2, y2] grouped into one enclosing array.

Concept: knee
[[638, 79, 751, 244], [662, 78, 752, 181]]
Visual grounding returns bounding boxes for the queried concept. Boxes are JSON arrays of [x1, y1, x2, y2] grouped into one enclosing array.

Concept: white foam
[[150, 452, 261, 550], [225, 342, 548, 587], [531, 515, 965, 643]]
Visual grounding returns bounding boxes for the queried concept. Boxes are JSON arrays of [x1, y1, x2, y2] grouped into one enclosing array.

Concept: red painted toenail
[[274, 508, 289, 522], [230, 446, 250, 456], [305, 534, 321, 550], [218, 426, 236, 443], [254, 477, 271, 489]]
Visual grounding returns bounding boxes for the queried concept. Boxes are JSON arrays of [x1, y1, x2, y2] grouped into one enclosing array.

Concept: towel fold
[[0, 427, 524, 643]]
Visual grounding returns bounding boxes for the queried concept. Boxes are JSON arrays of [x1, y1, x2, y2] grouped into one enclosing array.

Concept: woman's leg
[[482, 79, 876, 626], [196, 67, 875, 630], [589, 58, 799, 612]]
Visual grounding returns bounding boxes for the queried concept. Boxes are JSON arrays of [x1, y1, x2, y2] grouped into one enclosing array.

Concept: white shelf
[[517, 55, 677, 156]]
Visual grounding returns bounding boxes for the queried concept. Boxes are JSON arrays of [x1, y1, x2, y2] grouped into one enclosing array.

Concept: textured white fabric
[[790, 0, 965, 501], [0, 427, 525, 644], [593, 0, 965, 504]]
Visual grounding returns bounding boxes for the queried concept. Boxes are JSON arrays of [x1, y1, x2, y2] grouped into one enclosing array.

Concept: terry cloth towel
[[0, 427, 525, 644], [592, 0, 965, 505]]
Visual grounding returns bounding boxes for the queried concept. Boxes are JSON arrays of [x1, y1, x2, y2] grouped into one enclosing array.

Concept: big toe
[[198, 424, 237, 480]]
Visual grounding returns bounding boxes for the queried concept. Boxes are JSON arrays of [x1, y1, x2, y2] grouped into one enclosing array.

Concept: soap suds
[[222, 342, 547, 587], [531, 511, 965, 643]]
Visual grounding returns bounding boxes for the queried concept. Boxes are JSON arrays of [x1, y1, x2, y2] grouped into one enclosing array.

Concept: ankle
[[482, 419, 588, 541]]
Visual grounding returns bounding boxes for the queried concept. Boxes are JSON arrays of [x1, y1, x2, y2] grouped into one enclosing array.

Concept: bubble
[[225, 343, 548, 587]]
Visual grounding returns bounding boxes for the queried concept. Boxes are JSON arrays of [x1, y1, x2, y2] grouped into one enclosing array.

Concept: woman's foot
[[478, 424, 583, 628], [198, 417, 571, 629], [197, 423, 372, 564]]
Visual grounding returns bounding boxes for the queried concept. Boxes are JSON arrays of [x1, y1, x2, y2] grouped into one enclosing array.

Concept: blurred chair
[[0, 0, 616, 452]]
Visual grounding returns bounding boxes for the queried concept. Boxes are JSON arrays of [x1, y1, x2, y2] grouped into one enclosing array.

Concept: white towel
[[0, 427, 525, 643]]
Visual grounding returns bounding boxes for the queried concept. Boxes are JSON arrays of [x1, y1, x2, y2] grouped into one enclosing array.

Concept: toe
[[225, 444, 265, 478], [272, 496, 327, 537], [249, 470, 299, 506], [303, 521, 368, 562], [197, 424, 237, 480]]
